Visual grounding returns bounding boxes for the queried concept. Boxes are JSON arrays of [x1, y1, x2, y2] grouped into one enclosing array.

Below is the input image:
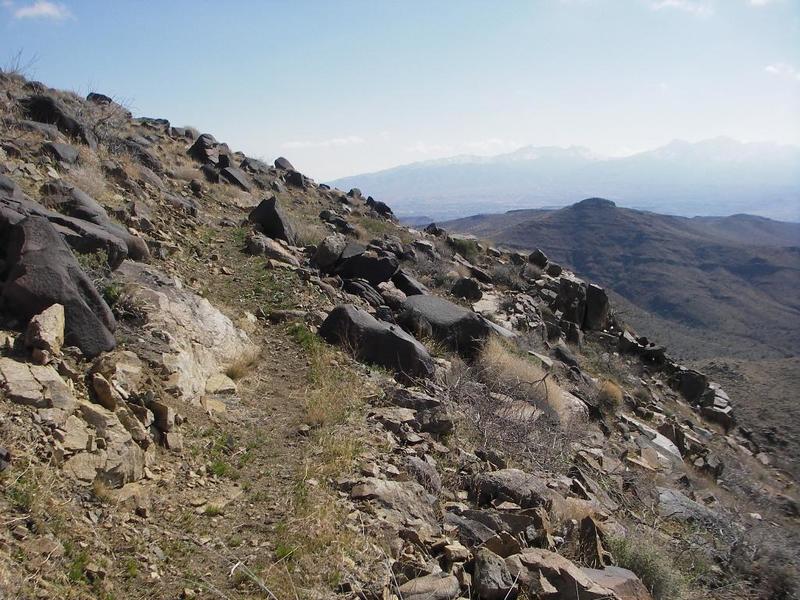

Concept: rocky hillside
[[0, 72, 798, 600]]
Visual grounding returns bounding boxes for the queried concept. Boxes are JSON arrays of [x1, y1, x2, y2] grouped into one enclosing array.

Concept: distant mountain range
[[329, 137, 800, 221]]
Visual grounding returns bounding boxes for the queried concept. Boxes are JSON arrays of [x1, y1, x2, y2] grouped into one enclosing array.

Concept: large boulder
[[581, 567, 654, 600], [557, 276, 587, 326], [472, 468, 554, 509], [1, 216, 116, 358], [187, 133, 219, 164], [474, 548, 518, 600], [313, 234, 347, 270], [584, 284, 609, 330], [319, 304, 434, 380], [506, 548, 615, 599], [452, 277, 482, 301], [392, 269, 429, 296], [400, 294, 494, 357], [336, 252, 399, 287], [274, 156, 295, 171], [20, 94, 97, 150], [248, 196, 297, 245]]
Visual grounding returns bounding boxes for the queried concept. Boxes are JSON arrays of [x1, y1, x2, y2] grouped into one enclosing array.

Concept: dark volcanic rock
[[584, 283, 609, 330], [336, 252, 399, 287], [248, 196, 297, 245], [400, 294, 494, 357], [43, 142, 79, 164], [187, 133, 219, 164], [529, 248, 548, 268], [319, 304, 434, 381], [274, 156, 295, 171], [557, 276, 587, 326], [452, 277, 482, 301], [21, 95, 97, 150], [392, 270, 430, 296], [220, 166, 252, 191], [1, 216, 116, 357]]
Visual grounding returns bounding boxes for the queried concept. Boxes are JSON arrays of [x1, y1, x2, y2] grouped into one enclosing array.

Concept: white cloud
[[748, 0, 777, 5], [12, 1, 73, 20], [282, 135, 365, 149], [650, 0, 714, 16], [765, 62, 800, 81], [405, 142, 455, 155]]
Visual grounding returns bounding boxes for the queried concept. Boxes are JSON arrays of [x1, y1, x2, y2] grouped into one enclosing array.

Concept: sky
[[1, 0, 799, 181]]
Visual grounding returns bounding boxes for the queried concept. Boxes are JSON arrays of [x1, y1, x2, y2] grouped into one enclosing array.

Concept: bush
[[608, 535, 685, 600], [448, 237, 480, 262], [596, 380, 623, 415]]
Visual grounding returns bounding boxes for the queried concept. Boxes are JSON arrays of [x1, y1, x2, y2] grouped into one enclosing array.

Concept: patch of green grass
[[448, 237, 481, 262], [275, 543, 295, 561], [287, 321, 321, 353], [65, 545, 90, 584], [204, 505, 222, 517], [123, 557, 138, 579], [5, 472, 36, 512], [209, 459, 238, 479]]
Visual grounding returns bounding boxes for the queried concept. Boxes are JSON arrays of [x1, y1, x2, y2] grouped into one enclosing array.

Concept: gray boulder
[[336, 252, 399, 287], [397, 573, 460, 600], [313, 234, 347, 270], [475, 548, 517, 600], [274, 156, 295, 170], [43, 142, 79, 164], [319, 304, 434, 381], [529, 248, 548, 268], [1, 216, 116, 358], [472, 468, 553, 508], [400, 294, 494, 357], [21, 95, 97, 150], [248, 196, 297, 245], [392, 269, 429, 296], [452, 277, 482, 301], [584, 284, 609, 330]]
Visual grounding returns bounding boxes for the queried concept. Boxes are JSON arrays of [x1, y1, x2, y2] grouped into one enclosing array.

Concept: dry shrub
[[294, 219, 328, 247], [489, 262, 525, 290], [224, 346, 261, 380], [596, 380, 623, 416], [444, 337, 585, 474], [608, 533, 686, 600], [172, 166, 202, 182]]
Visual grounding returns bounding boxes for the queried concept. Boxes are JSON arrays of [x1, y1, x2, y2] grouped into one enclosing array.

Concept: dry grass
[[293, 219, 329, 247], [172, 165, 203, 182], [478, 336, 562, 415], [224, 346, 261, 380], [596, 380, 624, 416]]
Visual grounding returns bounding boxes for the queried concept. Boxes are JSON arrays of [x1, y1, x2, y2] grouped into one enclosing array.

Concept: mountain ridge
[[330, 137, 800, 221]]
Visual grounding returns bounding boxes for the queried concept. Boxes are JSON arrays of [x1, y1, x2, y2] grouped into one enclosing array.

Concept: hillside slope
[[0, 73, 798, 600]]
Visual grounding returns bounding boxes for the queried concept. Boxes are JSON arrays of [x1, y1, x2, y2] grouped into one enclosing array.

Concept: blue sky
[[2, 0, 799, 180]]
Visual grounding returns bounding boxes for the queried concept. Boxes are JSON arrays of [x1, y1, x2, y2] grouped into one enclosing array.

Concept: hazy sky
[[2, 0, 799, 180]]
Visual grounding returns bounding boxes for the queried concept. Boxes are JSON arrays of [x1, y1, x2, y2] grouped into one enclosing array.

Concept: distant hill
[[330, 138, 800, 221], [443, 198, 800, 361]]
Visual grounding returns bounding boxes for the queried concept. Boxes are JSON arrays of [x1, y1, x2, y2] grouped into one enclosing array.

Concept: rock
[[343, 278, 384, 307], [274, 156, 295, 171], [657, 487, 721, 524], [581, 566, 654, 600], [91, 350, 144, 392], [43, 142, 80, 164], [56, 415, 91, 453], [545, 262, 563, 277], [350, 477, 439, 536], [671, 368, 708, 402], [21, 95, 97, 149], [336, 252, 399, 287], [553, 343, 579, 368], [24, 303, 65, 356], [472, 469, 553, 508], [205, 373, 237, 395], [248, 196, 297, 245], [584, 284, 609, 330], [92, 373, 121, 410], [319, 304, 434, 381], [557, 276, 587, 326], [407, 456, 442, 493], [314, 234, 347, 270], [452, 277, 482, 301], [1, 216, 116, 358], [0, 357, 76, 417], [245, 232, 300, 266], [220, 166, 252, 191], [392, 269, 430, 296], [115, 261, 258, 402], [475, 548, 517, 600], [529, 248, 548, 268], [506, 548, 615, 600], [397, 573, 460, 600], [187, 133, 219, 164], [150, 401, 175, 433], [400, 295, 494, 357], [74, 401, 145, 485]]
